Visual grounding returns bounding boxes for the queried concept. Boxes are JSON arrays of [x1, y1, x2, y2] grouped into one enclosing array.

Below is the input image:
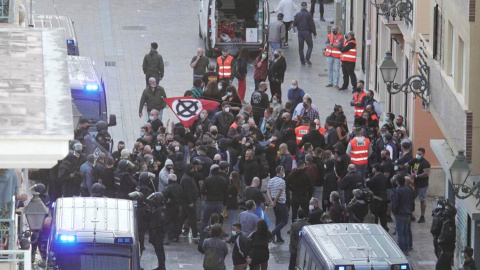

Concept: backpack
[[258, 155, 270, 179], [197, 226, 212, 253], [203, 247, 221, 269]]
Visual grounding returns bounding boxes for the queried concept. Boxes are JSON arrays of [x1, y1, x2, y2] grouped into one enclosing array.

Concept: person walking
[[392, 175, 414, 255], [143, 42, 164, 86], [250, 82, 270, 125], [202, 224, 229, 270], [272, 0, 296, 47], [217, 47, 236, 87], [191, 48, 210, 83], [325, 26, 343, 89], [253, 51, 269, 91], [248, 220, 272, 270], [238, 200, 260, 237], [339, 31, 357, 91], [267, 166, 288, 244], [286, 161, 313, 223], [268, 49, 287, 100], [268, 13, 286, 60], [406, 147, 431, 223], [310, 0, 325, 21], [139, 77, 167, 121], [289, 209, 310, 270], [235, 47, 249, 102], [293, 2, 317, 66], [229, 223, 251, 270]]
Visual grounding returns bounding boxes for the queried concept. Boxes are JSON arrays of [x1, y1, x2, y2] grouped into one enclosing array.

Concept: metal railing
[[0, 249, 32, 270], [373, 0, 414, 27], [0, 196, 16, 251]]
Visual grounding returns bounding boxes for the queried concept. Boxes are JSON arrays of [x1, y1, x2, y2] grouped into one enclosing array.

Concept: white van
[[32, 14, 79, 55], [297, 223, 411, 270], [198, 0, 270, 56]]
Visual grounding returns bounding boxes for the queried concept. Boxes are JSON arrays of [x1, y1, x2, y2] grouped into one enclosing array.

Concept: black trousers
[[310, 0, 324, 17], [165, 205, 181, 240], [269, 80, 282, 101], [435, 249, 454, 270], [180, 203, 199, 238], [341, 61, 357, 89], [291, 199, 309, 223], [373, 201, 388, 231], [284, 21, 293, 44], [288, 252, 297, 270], [152, 234, 166, 270]]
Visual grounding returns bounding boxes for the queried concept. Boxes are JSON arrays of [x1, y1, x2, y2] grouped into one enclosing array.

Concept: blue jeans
[[327, 57, 341, 85], [395, 215, 411, 253], [298, 30, 313, 64], [253, 205, 271, 228], [271, 202, 289, 239], [227, 209, 236, 225], [201, 202, 224, 231], [355, 164, 368, 178], [269, 41, 281, 61]]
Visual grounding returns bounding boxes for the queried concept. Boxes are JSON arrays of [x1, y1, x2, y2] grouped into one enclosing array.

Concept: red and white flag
[[163, 97, 220, 127]]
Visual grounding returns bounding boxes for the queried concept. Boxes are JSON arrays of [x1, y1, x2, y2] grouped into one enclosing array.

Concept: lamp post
[[378, 51, 430, 105], [449, 150, 477, 200], [24, 192, 49, 231]]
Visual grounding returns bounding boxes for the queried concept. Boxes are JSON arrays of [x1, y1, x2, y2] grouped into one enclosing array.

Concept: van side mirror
[[108, 114, 117, 127]]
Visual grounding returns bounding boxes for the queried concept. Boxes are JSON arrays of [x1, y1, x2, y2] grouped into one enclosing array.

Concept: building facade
[[341, 0, 480, 267]]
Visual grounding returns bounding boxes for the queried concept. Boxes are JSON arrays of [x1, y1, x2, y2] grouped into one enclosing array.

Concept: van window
[[216, 0, 263, 44], [73, 98, 101, 120]]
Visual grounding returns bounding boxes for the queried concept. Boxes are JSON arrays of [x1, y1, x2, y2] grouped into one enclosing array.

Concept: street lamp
[[371, 0, 413, 23], [24, 192, 49, 231], [449, 150, 478, 200], [378, 51, 430, 105]]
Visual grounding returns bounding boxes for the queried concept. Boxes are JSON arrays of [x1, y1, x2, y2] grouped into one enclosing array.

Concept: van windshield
[[56, 254, 131, 270], [73, 98, 101, 120]]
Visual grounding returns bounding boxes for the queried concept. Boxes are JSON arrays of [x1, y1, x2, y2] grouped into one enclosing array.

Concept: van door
[[263, 0, 270, 45]]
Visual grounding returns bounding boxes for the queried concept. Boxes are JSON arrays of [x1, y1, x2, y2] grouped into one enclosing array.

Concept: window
[[433, 5, 444, 63], [456, 37, 465, 92], [446, 21, 454, 76], [0, 0, 9, 23]]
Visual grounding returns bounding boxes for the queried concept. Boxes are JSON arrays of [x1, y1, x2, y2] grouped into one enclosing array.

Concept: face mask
[[211, 131, 218, 136], [416, 154, 422, 160], [196, 150, 201, 155], [227, 91, 232, 96], [175, 146, 180, 152], [155, 146, 161, 151], [381, 155, 386, 160], [272, 100, 277, 105], [381, 134, 386, 139], [356, 87, 362, 92], [274, 54, 279, 58], [149, 116, 154, 121], [282, 118, 287, 122], [218, 85, 223, 90], [384, 117, 390, 122], [241, 120, 246, 125], [394, 165, 398, 171], [303, 103, 308, 109], [149, 159, 154, 165], [225, 107, 230, 113], [291, 85, 297, 89], [266, 127, 271, 132], [150, 84, 156, 88], [309, 205, 314, 212], [231, 230, 238, 236], [262, 53, 267, 58], [140, 132, 145, 137], [200, 113, 205, 119]]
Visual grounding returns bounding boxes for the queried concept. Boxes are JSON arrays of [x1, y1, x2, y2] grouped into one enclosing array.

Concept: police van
[[68, 55, 116, 131], [198, 0, 270, 56], [45, 197, 141, 270], [297, 223, 411, 270], [32, 14, 80, 55]]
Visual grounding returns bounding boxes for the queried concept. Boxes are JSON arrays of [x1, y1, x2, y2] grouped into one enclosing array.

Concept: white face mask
[[218, 85, 223, 90], [309, 205, 315, 212], [291, 85, 297, 89], [150, 84, 156, 88], [155, 146, 161, 151], [225, 107, 230, 113], [175, 146, 180, 152], [262, 54, 267, 58]]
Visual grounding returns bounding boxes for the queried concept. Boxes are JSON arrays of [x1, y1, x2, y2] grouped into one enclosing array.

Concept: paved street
[[32, 0, 437, 269]]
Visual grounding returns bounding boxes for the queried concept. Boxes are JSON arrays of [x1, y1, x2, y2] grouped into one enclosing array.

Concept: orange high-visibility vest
[[230, 122, 238, 130], [295, 125, 310, 144], [353, 91, 366, 117], [340, 40, 357, 62], [325, 34, 343, 58], [318, 127, 326, 136], [217, 55, 234, 78], [350, 137, 370, 165]]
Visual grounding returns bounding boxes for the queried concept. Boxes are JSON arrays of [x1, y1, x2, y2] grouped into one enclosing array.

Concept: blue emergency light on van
[[58, 234, 76, 243], [84, 84, 99, 91], [115, 237, 133, 244], [392, 265, 409, 270], [67, 39, 75, 45], [336, 266, 354, 270]]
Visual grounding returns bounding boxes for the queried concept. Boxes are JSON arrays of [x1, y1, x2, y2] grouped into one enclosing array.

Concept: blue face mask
[[394, 165, 398, 171], [384, 116, 390, 122], [416, 154, 422, 160], [155, 146, 161, 151], [140, 132, 145, 137], [231, 230, 238, 236], [149, 116, 154, 121]]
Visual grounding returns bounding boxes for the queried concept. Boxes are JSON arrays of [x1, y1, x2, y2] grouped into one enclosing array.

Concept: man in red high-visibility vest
[[295, 116, 311, 145], [346, 127, 371, 178], [350, 80, 366, 117], [216, 47, 235, 88], [324, 26, 343, 89], [339, 31, 357, 92]]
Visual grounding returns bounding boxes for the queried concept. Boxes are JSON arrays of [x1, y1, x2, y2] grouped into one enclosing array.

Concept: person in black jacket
[[239, 149, 259, 187], [366, 163, 389, 231], [338, 164, 364, 205], [228, 223, 251, 269], [298, 122, 325, 150], [287, 161, 314, 223], [201, 164, 229, 231], [322, 159, 337, 211], [346, 189, 368, 223], [293, 2, 317, 66], [279, 113, 296, 145], [250, 82, 270, 125], [431, 198, 445, 259], [162, 174, 183, 243], [334, 142, 350, 180], [312, 147, 325, 201], [180, 164, 200, 239], [307, 198, 323, 224], [268, 49, 287, 101], [436, 203, 456, 270]]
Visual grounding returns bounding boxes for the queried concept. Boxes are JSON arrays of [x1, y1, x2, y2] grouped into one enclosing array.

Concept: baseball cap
[[463, 247, 473, 256], [301, 2, 307, 7], [381, 124, 389, 131]]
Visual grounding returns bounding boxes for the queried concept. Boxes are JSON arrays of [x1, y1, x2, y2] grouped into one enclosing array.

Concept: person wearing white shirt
[[272, 0, 296, 47], [292, 94, 319, 118]]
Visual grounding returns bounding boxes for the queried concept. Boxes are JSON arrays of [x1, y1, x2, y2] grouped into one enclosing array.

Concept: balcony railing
[[0, 0, 15, 24], [374, 0, 414, 28], [0, 249, 32, 270], [0, 196, 16, 251]]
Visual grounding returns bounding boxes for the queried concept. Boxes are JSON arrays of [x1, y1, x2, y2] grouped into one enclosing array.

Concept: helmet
[[30, 183, 47, 195], [139, 172, 152, 185], [96, 121, 108, 132], [444, 203, 457, 218], [69, 140, 83, 152], [91, 183, 105, 197], [147, 192, 165, 206], [117, 160, 129, 172], [128, 191, 144, 201]]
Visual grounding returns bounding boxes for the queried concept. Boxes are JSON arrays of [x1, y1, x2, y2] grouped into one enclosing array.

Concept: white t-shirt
[[275, 0, 296, 22]]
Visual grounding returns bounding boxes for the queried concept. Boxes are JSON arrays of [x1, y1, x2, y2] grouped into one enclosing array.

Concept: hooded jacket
[[159, 159, 173, 192], [143, 50, 164, 77], [202, 167, 229, 204]]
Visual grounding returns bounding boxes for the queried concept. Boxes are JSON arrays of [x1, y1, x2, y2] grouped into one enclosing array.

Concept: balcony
[[377, 0, 415, 44], [0, 0, 15, 24]]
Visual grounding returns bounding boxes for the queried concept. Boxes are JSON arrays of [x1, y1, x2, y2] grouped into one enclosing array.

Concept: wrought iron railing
[[0, 196, 16, 251], [371, 0, 414, 27]]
